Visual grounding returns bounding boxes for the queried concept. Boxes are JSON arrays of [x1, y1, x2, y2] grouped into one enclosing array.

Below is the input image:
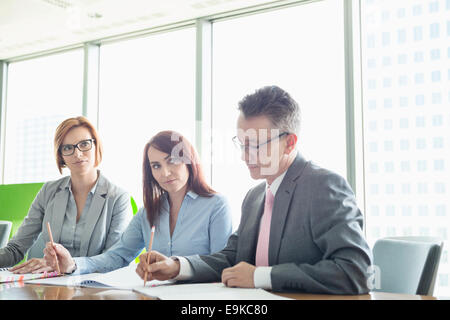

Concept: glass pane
[[4, 50, 84, 183], [98, 28, 196, 206], [212, 0, 346, 229], [361, 0, 450, 296]]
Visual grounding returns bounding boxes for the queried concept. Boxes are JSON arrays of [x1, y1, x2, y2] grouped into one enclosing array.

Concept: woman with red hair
[[1, 116, 132, 272], [43, 131, 232, 275]]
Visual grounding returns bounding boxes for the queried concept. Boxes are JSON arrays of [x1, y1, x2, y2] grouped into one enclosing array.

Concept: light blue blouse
[[73, 191, 232, 274]]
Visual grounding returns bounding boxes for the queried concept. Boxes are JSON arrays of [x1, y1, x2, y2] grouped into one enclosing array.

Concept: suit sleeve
[[184, 189, 254, 283], [101, 191, 133, 253], [270, 172, 373, 294], [184, 232, 237, 282]]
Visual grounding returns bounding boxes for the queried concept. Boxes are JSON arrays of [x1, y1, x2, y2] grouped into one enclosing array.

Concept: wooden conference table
[[0, 282, 437, 300]]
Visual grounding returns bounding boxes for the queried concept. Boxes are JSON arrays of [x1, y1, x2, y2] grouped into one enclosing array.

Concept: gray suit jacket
[[0, 171, 133, 267], [185, 154, 373, 294]]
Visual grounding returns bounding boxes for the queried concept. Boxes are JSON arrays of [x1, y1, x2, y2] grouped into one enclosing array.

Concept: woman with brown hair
[[43, 130, 232, 275], [0, 116, 133, 272]]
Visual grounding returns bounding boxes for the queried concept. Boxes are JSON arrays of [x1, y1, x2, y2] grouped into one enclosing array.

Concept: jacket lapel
[[79, 173, 107, 256], [50, 177, 70, 243], [238, 185, 265, 264], [268, 180, 296, 265], [268, 153, 309, 265]]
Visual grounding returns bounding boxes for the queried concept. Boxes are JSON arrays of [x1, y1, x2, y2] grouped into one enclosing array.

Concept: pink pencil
[[143, 226, 156, 287]]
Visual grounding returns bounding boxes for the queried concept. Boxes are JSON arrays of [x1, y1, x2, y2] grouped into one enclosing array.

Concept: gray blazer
[[185, 153, 373, 294], [0, 171, 133, 267]]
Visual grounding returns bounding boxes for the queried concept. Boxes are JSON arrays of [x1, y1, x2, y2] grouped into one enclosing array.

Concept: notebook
[[134, 282, 293, 300], [25, 263, 172, 290], [0, 267, 61, 283]]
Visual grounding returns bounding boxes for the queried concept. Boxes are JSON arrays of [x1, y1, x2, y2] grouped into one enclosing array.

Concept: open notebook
[[25, 263, 171, 290], [0, 267, 61, 283]]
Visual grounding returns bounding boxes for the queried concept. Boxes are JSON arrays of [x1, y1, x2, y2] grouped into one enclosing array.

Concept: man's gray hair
[[238, 85, 301, 134]]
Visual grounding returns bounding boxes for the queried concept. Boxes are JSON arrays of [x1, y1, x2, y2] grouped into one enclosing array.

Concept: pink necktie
[[255, 187, 275, 267]]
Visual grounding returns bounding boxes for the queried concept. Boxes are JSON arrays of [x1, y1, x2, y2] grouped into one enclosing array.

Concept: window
[[211, 0, 346, 228], [413, 5, 422, 16], [4, 50, 83, 183], [382, 56, 391, 66], [398, 54, 407, 64], [414, 51, 424, 62], [430, 23, 440, 38], [433, 137, 444, 148], [400, 139, 410, 150], [432, 92, 442, 104], [429, 1, 439, 13], [98, 28, 196, 205], [397, 29, 406, 43], [413, 26, 423, 41], [431, 48, 440, 60], [382, 32, 390, 46], [362, 0, 450, 296]]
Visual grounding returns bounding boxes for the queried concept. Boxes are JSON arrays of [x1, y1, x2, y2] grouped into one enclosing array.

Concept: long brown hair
[[142, 131, 215, 227]]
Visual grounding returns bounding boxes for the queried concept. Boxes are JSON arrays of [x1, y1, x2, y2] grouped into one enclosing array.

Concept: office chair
[[371, 236, 444, 296], [0, 220, 12, 248]]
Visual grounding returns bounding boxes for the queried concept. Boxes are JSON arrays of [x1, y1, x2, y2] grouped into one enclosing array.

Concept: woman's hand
[[43, 242, 76, 274], [10, 258, 53, 274]]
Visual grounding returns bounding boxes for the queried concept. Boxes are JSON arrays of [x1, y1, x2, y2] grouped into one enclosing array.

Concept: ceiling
[[0, 0, 285, 60]]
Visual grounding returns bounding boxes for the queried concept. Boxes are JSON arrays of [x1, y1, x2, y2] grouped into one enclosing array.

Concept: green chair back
[[0, 183, 44, 238], [0, 182, 139, 264], [0, 182, 138, 237]]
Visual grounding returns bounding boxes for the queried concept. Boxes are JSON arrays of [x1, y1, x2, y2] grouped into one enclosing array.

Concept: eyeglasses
[[60, 139, 95, 156], [232, 132, 289, 153]]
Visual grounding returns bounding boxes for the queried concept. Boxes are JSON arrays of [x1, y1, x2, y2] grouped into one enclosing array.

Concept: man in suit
[[137, 86, 373, 294]]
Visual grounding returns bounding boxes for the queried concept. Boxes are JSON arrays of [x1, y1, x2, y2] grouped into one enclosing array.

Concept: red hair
[[54, 116, 103, 174]]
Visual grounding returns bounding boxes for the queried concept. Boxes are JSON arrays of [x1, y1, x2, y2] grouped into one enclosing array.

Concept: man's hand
[[136, 250, 180, 282], [221, 261, 256, 288]]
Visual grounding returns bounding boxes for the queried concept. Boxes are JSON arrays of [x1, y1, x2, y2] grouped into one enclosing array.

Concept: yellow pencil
[[143, 226, 156, 287]]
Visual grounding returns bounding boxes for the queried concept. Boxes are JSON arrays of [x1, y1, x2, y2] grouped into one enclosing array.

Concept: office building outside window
[[4, 50, 83, 183], [98, 28, 196, 206], [211, 0, 346, 229], [361, 0, 450, 296]]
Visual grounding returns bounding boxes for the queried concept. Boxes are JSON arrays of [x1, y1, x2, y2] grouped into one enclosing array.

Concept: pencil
[[144, 225, 156, 287], [46, 222, 61, 275]]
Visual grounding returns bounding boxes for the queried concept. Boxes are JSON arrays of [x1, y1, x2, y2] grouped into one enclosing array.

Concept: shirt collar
[[163, 190, 198, 200], [161, 190, 198, 214], [186, 190, 198, 199], [67, 176, 99, 196], [266, 170, 287, 196]]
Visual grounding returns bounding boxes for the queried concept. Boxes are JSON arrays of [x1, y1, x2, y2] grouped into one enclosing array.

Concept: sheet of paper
[[134, 282, 292, 300]]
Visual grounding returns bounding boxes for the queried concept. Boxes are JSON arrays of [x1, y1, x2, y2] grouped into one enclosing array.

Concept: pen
[[144, 225, 156, 287], [46, 222, 61, 275]]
